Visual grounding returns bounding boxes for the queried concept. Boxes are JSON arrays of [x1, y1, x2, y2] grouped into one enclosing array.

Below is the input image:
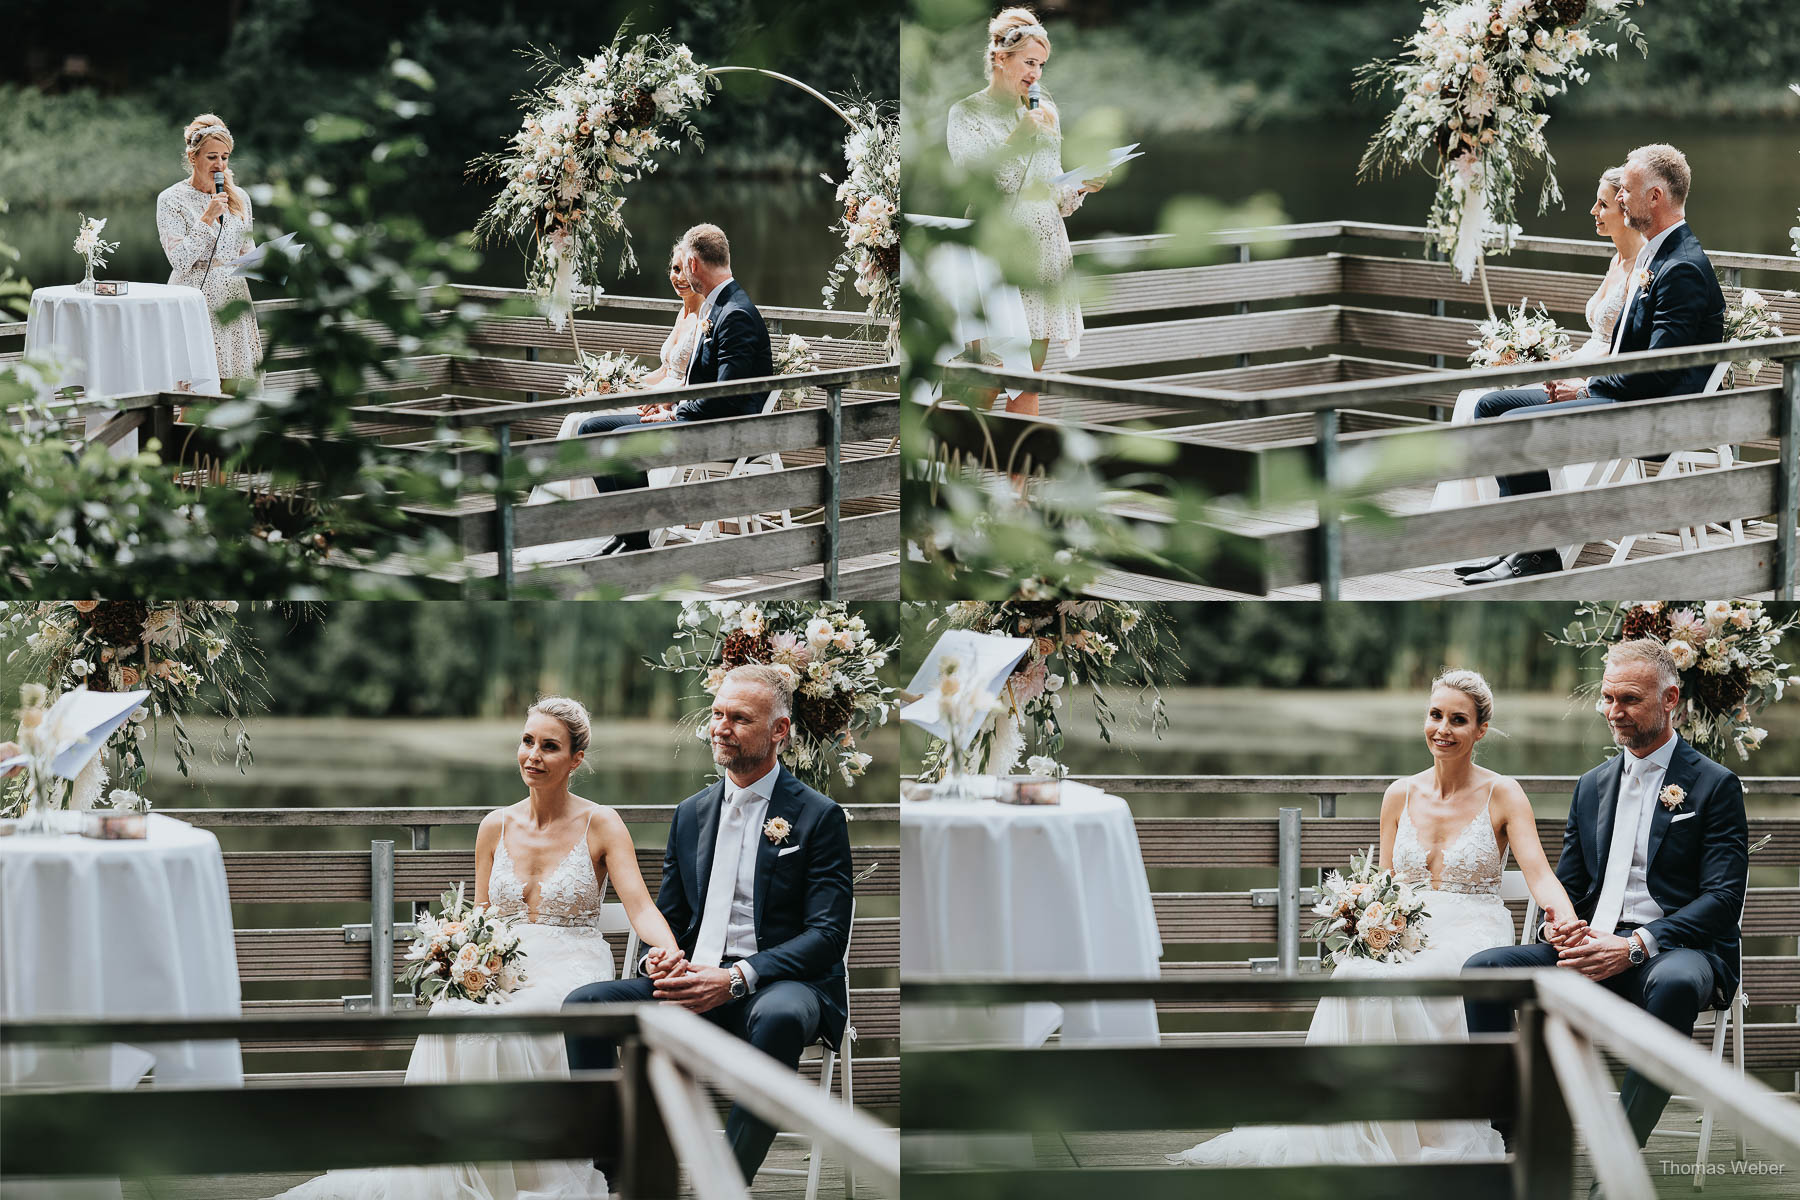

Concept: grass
[[0, 86, 184, 210]]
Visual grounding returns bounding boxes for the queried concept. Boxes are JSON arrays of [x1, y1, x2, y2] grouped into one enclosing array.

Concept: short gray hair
[[1606, 638, 1681, 695], [528, 695, 592, 756], [1432, 668, 1495, 727], [683, 223, 730, 270], [1628, 143, 1691, 209], [721, 664, 792, 722]]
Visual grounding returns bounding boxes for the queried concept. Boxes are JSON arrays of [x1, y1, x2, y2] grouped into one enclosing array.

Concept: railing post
[[1315, 793, 1335, 965], [370, 839, 395, 1017], [825, 383, 843, 599], [1513, 1000, 1575, 1198], [410, 825, 431, 923], [1277, 807, 1301, 976], [1428, 246, 1448, 420], [620, 1036, 681, 1200], [495, 424, 515, 598], [1313, 409, 1342, 601], [1778, 355, 1799, 601], [1235, 244, 1251, 369]]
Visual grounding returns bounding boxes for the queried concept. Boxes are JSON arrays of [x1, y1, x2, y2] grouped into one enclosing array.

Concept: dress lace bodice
[[1393, 784, 1505, 895], [658, 315, 699, 385], [490, 813, 607, 928], [1582, 253, 1635, 350]]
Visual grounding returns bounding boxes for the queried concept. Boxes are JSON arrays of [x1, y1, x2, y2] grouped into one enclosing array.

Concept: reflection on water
[[11, 171, 851, 312], [1073, 117, 1800, 261]]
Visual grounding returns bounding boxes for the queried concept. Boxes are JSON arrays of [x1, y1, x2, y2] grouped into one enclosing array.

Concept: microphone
[[213, 172, 227, 211], [1026, 82, 1041, 110]]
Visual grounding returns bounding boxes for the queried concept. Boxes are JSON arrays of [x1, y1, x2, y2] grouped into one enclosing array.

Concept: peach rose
[[1364, 925, 1393, 953], [117, 666, 141, 689], [72, 601, 100, 613]]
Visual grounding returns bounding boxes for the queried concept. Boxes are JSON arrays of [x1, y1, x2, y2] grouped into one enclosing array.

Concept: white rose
[[806, 618, 834, 645], [1667, 640, 1697, 671]]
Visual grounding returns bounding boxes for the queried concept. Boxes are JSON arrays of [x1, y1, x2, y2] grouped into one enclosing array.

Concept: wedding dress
[[270, 813, 616, 1200], [1167, 782, 1511, 1167], [1430, 257, 1634, 521], [155, 180, 263, 380], [516, 316, 698, 565]]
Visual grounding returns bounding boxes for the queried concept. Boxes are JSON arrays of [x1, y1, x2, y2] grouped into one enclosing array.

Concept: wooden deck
[[113, 1138, 876, 1199], [1014, 1104, 1796, 1198]]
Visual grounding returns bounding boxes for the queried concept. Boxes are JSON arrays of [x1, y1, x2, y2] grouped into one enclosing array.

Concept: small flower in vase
[[71, 214, 119, 292]]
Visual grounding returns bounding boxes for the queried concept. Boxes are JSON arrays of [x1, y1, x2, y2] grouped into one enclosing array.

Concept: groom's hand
[[644, 947, 689, 979], [652, 965, 734, 1013], [1556, 930, 1632, 980], [1545, 378, 1587, 403], [640, 407, 676, 423]]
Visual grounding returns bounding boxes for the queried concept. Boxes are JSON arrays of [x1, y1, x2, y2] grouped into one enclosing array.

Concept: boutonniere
[[1632, 267, 1654, 300], [763, 816, 792, 844], [1659, 784, 1687, 812], [701, 317, 714, 337]]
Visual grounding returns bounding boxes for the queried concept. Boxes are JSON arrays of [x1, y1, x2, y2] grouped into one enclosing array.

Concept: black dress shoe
[[1460, 549, 1562, 585], [1452, 555, 1507, 578]]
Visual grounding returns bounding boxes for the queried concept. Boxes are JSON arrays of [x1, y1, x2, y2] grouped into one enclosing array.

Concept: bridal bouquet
[[1358, 1, 1646, 281], [473, 32, 715, 329], [1466, 297, 1572, 367], [822, 95, 900, 346], [911, 601, 1179, 780], [1309, 847, 1431, 965], [0, 601, 267, 799], [1720, 289, 1786, 386], [562, 349, 649, 399], [1555, 601, 1800, 761], [658, 601, 898, 792], [71, 213, 118, 289], [402, 883, 528, 1004]]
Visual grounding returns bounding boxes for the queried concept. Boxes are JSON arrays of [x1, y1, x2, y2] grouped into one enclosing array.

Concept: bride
[[1432, 167, 1647, 521], [271, 696, 681, 1200], [1167, 669, 1575, 1167], [518, 243, 702, 563]]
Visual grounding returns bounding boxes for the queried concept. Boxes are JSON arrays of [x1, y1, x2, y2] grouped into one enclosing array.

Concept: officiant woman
[[946, 7, 1104, 415], [155, 113, 264, 382]]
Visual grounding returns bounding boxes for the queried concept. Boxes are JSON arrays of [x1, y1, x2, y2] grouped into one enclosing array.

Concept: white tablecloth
[[1, 814, 243, 1196], [26, 283, 222, 457], [901, 780, 1162, 1049]]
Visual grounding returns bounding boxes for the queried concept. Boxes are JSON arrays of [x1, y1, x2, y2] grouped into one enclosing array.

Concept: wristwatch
[[727, 964, 748, 999], [1627, 932, 1647, 965]]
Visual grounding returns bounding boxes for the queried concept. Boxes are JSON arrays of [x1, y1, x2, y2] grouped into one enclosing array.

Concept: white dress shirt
[[1594, 732, 1677, 956], [697, 758, 778, 991]]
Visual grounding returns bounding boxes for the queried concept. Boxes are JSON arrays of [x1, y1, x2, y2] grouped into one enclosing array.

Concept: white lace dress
[[1431, 256, 1634, 512], [946, 87, 1086, 356], [155, 180, 263, 381], [1168, 783, 1511, 1168], [517, 315, 697, 565], [269, 813, 617, 1200]]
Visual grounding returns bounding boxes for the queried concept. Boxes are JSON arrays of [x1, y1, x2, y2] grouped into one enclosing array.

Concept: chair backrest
[[1703, 361, 1730, 393], [1498, 869, 1532, 903], [763, 386, 784, 414], [599, 901, 642, 980]]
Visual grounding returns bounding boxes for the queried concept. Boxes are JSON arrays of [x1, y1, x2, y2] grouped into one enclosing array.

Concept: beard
[[1611, 716, 1669, 752], [1620, 200, 1650, 232]]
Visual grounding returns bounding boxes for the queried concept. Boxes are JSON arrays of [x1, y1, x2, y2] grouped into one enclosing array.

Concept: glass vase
[[77, 257, 96, 293], [936, 727, 982, 803], [14, 768, 63, 836]]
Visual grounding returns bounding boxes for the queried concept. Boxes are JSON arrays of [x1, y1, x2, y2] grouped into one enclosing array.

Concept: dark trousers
[[565, 975, 824, 1182], [577, 411, 655, 551], [1473, 387, 1614, 496], [1464, 940, 1715, 1145]]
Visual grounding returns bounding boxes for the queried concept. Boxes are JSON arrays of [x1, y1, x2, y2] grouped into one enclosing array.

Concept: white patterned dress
[[946, 87, 1086, 356], [1167, 781, 1511, 1168], [269, 811, 617, 1200], [155, 180, 263, 381]]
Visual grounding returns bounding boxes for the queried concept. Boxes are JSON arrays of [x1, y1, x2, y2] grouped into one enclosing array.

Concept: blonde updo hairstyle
[[183, 114, 247, 218], [985, 7, 1050, 82], [528, 695, 592, 763], [1431, 668, 1496, 730]]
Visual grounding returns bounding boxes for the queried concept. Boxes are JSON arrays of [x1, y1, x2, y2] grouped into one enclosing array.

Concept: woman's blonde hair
[[1431, 668, 1495, 727], [528, 695, 592, 759], [985, 7, 1049, 81], [183, 114, 247, 218]]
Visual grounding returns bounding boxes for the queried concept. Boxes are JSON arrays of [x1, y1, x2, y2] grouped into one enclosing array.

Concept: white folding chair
[[1518, 880, 1749, 1187], [763, 900, 858, 1200], [598, 901, 642, 981], [657, 387, 794, 545]]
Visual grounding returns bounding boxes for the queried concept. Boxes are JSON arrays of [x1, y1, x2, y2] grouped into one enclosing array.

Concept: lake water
[[1071, 116, 1800, 265], [10, 169, 852, 312]]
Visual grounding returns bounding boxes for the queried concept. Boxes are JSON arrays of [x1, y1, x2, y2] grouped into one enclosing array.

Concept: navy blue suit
[[1465, 736, 1748, 1144], [565, 765, 853, 1180], [578, 279, 775, 549], [1475, 223, 1726, 494]]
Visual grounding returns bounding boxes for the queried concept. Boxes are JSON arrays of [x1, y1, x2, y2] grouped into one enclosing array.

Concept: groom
[[1464, 638, 1748, 1156], [578, 222, 776, 553], [564, 664, 854, 1182], [1458, 143, 1726, 584]]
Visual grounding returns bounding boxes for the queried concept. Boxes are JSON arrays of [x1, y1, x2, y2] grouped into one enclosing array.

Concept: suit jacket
[[656, 764, 854, 1048], [674, 279, 775, 422], [1588, 222, 1725, 404], [1554, 736, 1748, 1005]]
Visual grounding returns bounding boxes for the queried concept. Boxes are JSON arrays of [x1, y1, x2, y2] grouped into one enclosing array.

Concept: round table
[[901, 780, 1162, 1049], [25, 283, 222, 457], [1, 813, 242, 1196]]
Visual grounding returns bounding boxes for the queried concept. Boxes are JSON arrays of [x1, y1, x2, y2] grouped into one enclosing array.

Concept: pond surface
[[1071, 116, 1800, 264], [11, 170, 853, 312]]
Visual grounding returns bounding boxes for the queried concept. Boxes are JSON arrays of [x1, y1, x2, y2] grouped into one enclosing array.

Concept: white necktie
[[1592, 758, 1641, 936], [693, 788, 746, 968]]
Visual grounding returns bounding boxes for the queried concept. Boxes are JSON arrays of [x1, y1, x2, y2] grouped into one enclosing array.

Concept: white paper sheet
[[900, 630, 1033, 750], [1, 687, 150, 778], [1051, 144, 1143, 189]]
